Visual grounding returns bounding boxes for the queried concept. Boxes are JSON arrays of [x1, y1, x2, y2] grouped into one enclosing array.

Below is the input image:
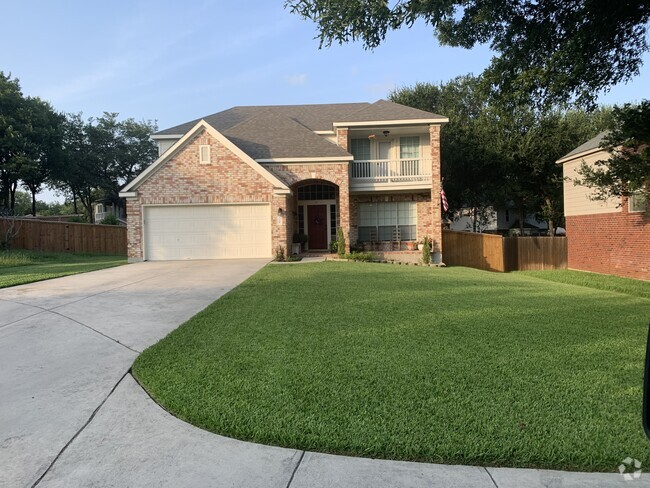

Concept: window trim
[[358, 201, 417, 241], [199, 145, 211, 164]]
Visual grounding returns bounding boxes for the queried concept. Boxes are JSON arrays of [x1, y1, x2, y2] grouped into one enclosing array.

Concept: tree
[[0, 73, 63, 215], [287, 0, 650, 107], [0, 72, 27, 212], [390, 77, 614, 233], [50, 113, 157, 222], [576, 100, 650, 203]]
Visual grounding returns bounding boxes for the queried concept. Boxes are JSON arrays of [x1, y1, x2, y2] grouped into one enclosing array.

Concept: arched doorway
[[294, 181, 339, 251]]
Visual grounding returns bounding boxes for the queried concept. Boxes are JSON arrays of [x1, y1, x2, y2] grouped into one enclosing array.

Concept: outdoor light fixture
[[383, 130, 390, 137], [277, 208, 284, 217]]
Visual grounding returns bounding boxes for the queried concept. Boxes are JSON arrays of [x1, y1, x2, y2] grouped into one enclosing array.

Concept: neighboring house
[[557, 132, 649, 280], [449, 206, 548, 235], [94, 201, 125, 224], [119, 100, 448, 262]]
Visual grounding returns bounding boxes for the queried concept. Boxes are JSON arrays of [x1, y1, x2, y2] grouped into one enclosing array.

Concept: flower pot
[[291, 243, 302, 255], [406, 242, 416, 251], [417, 244, 424, 251]]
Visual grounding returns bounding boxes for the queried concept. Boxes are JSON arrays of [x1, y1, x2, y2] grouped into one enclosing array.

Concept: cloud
[[285, 73, 308, 86]]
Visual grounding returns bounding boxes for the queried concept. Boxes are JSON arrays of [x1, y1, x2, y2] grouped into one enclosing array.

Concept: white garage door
[[144, 204, 272, 260]]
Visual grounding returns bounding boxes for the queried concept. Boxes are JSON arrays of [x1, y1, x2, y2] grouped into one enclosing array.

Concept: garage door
[[144, 204, 272, 260]]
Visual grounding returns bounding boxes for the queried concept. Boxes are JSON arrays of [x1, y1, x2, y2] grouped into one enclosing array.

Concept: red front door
[[307, 205, 328, 250]]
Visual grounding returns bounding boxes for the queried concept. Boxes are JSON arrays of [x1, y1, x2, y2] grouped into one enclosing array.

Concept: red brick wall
[[127, 129, 281, 260], [566, 204, 649, 280]]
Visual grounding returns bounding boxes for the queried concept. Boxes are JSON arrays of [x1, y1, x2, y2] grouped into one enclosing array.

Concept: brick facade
[[126, 130, 280, 261], [126, 123, 445, 261], [566, 201, 649, 280], [349, 192, 432, 249], [266, 163, 351, 251], [429, 125, 442, 256]]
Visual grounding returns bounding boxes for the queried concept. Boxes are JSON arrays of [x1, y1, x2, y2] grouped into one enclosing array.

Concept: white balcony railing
[[351, 159, 432, 186]]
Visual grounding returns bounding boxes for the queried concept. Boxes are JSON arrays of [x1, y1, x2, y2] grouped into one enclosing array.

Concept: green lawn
[[133, 263, 650, 472], [0, 249, 126, 288]]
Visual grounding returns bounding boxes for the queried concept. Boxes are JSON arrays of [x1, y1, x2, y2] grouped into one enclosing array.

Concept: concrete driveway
[[1, 260, 641, 488], [0, 259, 270, 488]]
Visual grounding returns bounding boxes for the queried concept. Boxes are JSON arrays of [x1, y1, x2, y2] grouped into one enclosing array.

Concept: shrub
[[421, 236, 431, 264], [275, 245, 286, 262], [336, 227, 346, 258], [344, 251, 376, 262], [329, 240, 338, 254], [68, 216, 87, 223], [100, 214, 119, 225]]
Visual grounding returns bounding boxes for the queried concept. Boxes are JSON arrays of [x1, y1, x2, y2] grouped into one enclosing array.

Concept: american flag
[[440, 180, 449, 212]]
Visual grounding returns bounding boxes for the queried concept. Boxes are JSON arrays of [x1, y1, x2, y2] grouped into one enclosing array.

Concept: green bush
[[275, 245, 286, 262], [344, 251, 376, 262], [68, 215, 87, 223], [100, 214, 119, 225], [336, 227, 346, 258], [421, 236, 431, 264]]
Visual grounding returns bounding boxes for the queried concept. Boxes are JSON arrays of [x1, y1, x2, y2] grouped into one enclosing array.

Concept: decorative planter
[[406, 241, 417, 251], [417, 244, 424, 251], [291, 243, 302, 255]]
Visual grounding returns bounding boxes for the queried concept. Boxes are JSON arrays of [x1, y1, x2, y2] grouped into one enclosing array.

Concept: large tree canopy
[[576, 100, 650, 203], [390, 76, 613, 232], [287, 0, 650, 106]]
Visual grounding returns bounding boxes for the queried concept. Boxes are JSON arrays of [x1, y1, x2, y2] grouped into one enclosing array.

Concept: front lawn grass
[[133, 263, 650, 472], [0, 249, 126, 288]]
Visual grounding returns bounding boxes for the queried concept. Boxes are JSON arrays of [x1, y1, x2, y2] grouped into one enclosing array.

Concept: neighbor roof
[[154, 100, 446, 161], [557, 131, 609, 163]]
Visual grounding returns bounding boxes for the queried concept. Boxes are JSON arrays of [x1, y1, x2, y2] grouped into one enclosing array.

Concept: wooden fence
[[0, 218, 127, 255], [442, 230, 567, 272]]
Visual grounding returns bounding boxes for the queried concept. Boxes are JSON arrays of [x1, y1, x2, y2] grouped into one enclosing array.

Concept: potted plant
[[406, 240, 417, 251], [417, 238, 425, 251], [292, 233, 308, 253]]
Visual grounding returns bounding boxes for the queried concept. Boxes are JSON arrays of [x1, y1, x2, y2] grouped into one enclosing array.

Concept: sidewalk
[[36, 374, 647, 488]]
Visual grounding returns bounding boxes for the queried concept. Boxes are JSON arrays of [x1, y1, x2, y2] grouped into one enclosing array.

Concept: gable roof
[[120, 120, 289, 195], [155, 102, 371, 136], [557, 131, 609, 164], [153, 100, 447, 160]]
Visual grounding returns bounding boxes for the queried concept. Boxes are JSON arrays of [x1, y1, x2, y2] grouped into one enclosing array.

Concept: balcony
[[350, 159, 432, 191]]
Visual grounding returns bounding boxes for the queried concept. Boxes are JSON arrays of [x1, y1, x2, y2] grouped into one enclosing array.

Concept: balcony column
[[429, 125, 443, 262], [336, 128, 351, 251]]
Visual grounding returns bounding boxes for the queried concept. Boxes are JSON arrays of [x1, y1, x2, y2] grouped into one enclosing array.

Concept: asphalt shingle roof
[[559, 131, 609, 161], [154, 100, 445, 160], [222, 111, 352, 160]]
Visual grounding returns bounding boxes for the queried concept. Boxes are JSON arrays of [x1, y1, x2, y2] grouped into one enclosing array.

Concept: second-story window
[[400, 136, 420, 159], [350, 138, 371, 160], [400, 136, 420, 175]]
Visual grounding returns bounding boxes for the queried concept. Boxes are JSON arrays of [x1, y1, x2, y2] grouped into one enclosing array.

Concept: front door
[[307, 205, 328, 250]]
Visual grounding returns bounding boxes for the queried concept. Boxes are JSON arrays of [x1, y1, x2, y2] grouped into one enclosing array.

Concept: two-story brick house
[[119, 100, 448, 262]]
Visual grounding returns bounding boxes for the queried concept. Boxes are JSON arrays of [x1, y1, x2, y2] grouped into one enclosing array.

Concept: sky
[[2, 0, 649, 202]]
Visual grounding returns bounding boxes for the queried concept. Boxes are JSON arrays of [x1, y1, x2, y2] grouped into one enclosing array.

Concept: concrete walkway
[[0, 261, 646, 487]]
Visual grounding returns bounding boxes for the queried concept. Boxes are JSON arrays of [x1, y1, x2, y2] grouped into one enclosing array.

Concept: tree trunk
[[518, 204, 525, 235], [31, 190, 36, 216], [71, 187, 79, 214], [472, 207, 478, 232], [9, 181, 17, 212]]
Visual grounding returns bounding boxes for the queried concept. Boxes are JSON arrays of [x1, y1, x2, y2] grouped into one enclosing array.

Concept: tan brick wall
[[126, 129, 284, 260], [336, 128, 349, 151], [429, 125, 442, 255], [266, 163, 351, 251]]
